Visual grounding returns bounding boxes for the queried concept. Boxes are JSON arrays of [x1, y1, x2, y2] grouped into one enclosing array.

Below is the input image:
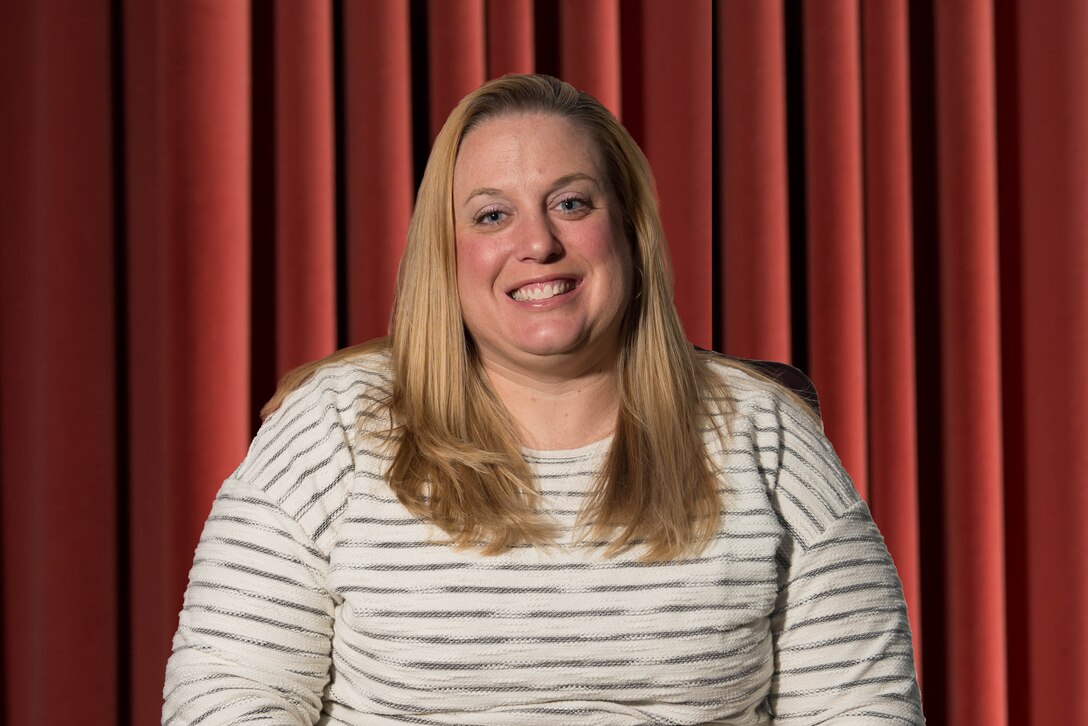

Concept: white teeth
[[511, 280, 572, 301]]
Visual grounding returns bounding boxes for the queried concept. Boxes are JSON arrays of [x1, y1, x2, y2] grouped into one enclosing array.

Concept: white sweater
[[163, 352, 923, 725]]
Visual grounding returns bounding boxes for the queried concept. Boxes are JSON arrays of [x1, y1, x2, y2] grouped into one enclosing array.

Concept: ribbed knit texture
[[163, 352, 923, 725]]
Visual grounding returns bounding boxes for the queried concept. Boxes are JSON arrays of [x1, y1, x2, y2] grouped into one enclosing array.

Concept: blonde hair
[[266, 75, 742, 560]]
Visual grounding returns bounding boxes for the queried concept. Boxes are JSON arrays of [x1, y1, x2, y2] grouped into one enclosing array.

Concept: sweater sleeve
[[162, 478, 335, 725], [753, 387, 924, 724], [767, 500, 924, 724], [163, 363, 368, 725]]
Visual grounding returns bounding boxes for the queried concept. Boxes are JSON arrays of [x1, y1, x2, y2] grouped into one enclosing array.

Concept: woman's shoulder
[[215, 344, 396, 550], [274, 345, 393, 415], [699, 352, 821, 429], [258, 343, 393, 434], [699, 352, 861, 545], [232, 345, 393, 497]]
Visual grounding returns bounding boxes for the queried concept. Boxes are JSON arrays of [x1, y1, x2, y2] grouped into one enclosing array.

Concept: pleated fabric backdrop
[[1, 1, 1085, 724]]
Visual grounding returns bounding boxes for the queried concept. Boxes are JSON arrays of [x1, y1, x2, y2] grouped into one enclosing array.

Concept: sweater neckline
[[520, 434, 614, 460]]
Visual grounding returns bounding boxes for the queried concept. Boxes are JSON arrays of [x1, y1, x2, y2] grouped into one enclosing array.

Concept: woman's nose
[[515, 213, 564, 263]]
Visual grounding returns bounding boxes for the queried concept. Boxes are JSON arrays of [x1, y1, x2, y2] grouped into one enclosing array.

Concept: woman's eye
[[554, 196, 590, 214], [474, 208, 507, 225]]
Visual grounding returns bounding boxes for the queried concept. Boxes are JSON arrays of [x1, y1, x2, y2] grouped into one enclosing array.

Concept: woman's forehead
[[454, 114, 605, 190]]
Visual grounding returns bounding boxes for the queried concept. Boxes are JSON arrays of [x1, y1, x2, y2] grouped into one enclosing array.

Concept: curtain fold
[[272, 0, 336, 374], [344, 0, 413, 346], [487, 0, 535, 77], [0, 1, 118, 722], [860, 0, 922, 675], [427, 0, 486, 138], [638, 0, 714, 349], [934, 2, 1008, 723], [2, 2, 1086, 724], [718, 0, 792, 363], [559, 0, 622, 118], [803, 0, 869, 498], [1014, 3, 1088, 723], [123, 2, 252, 723]]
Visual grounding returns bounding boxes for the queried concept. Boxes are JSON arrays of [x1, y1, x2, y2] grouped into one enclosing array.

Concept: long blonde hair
[[266, 75, 738, 560]]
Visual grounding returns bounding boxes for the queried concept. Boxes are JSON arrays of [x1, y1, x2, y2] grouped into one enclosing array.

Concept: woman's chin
[[476, 333, 625, 379]]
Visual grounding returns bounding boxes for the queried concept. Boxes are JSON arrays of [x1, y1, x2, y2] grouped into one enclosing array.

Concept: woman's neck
[[481, 357, 620, 451]]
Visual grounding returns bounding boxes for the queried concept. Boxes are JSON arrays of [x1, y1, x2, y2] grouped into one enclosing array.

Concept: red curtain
[[1, 1, 1085, 724]]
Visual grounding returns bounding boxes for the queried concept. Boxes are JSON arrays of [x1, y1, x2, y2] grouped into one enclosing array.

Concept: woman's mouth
[[509, 279, 576, 302]]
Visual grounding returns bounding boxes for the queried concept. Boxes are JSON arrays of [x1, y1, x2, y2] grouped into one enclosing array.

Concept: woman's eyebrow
[[461, 173, 600, 207], [549, 172, 599, 191], [463, 187, 503, 206]]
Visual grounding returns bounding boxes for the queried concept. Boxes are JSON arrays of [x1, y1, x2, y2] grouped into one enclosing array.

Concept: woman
[[164, 75, 923, 724]]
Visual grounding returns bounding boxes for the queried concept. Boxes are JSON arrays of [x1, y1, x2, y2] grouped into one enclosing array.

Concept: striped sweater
[[163, 352, 924, 725]]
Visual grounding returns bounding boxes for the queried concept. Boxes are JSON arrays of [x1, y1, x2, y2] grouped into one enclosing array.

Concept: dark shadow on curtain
[[909, 1, 947, 721], [532, 0, 560, 79], [111, 0, 132, 722], [710, 1, 723, 353], [993, 0, 1028, 723], [251, 0, 278, 429], [784, 0, 809, 375]]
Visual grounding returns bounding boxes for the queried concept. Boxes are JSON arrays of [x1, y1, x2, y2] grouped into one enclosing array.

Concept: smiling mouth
[[509, 279, 576, 302]]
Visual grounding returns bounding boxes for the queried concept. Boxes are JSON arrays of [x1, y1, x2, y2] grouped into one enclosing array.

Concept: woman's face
[[453, 113, 634, 380]]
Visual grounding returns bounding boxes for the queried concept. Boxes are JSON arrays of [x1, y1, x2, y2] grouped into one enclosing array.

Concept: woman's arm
[[163, 361, 369, 725], [766, 499, 923, 724], [163, 476, 336, 725], [751, 383, 924, 723]]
